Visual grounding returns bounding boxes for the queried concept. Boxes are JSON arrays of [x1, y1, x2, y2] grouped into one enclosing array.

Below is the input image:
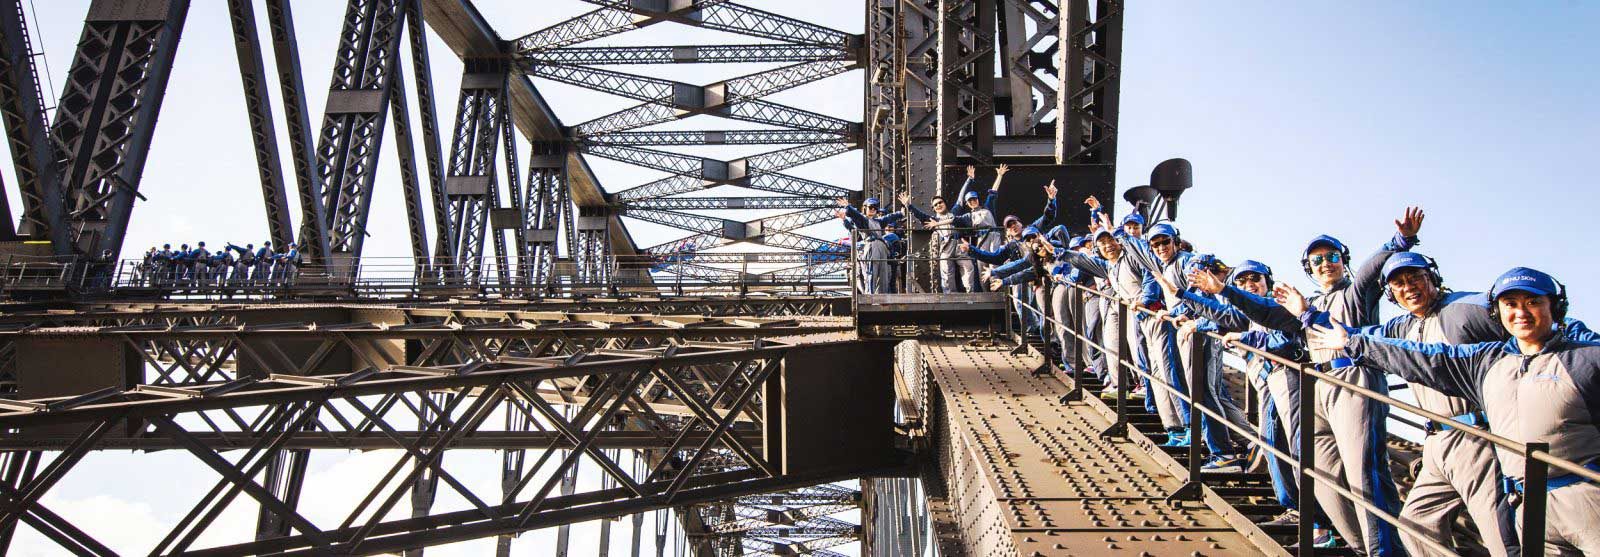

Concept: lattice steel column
[[934, 0, 996, 194], [525, 141, 566, 292], [439, 60, 508, 284], [0, 0, 66, 249], [997, 0, 1061, 135], [307, 0, 407, 270], [226, 0, 294, 248], [576, 208, 613, 286], [49, 0, 191, 259], [264, 0, 328, 260], [1055, 0, 1122, 165]]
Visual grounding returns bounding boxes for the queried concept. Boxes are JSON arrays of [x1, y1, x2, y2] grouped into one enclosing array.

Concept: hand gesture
[[996, 163, 1010, 176], [959, 240, 971, 254], [1305, 319, 1352, 353], [1395, 206, 1425, 238], [987, 277, 1004, 291], [897, 191, 912, 206], [1084, 196, 1101, 210], [1273, 283, 1309, 315], [835, 197, 850, 207], [966, 165, 976, 179], [835, 208, 847, 219], [1187, 268, 1225, 295], [1152, 269, 1179, 296], [1044, 179, 1058, 200]]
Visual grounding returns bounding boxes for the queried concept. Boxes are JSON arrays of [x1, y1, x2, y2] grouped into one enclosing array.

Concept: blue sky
[[0, 1, 1595, 554]]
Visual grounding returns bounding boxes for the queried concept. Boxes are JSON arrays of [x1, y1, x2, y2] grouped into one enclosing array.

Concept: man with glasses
[[1211, 207, 1423, 556], [1309, 267, 1600, 555], [1057, 206, 1160, 404]]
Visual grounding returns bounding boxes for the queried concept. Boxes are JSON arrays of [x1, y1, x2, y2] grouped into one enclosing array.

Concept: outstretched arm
[[1056, 248, 1110, 280], [1028, 180, 1059, 229], [1308, 324, 1493, 404]]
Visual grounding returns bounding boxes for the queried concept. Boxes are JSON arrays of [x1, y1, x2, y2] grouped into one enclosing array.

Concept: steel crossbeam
[[526, 44, 853, 66], [0, 336, 880, 556]]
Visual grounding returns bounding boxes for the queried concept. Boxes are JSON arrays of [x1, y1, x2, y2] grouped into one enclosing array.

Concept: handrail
[[1014, 279, 1573, 555]]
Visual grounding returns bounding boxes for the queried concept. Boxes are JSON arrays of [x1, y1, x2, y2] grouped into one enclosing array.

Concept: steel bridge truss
[[515, 0, 864, 284], [0, 310, 866, 555]]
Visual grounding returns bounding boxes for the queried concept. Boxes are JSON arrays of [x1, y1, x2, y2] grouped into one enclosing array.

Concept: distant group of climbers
[[135, 240, 301, 289], [844, 163, 1600, 556]]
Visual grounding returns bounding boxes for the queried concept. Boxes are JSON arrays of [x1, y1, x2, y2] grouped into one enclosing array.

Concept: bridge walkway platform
[[919, 339, 1276, 556]]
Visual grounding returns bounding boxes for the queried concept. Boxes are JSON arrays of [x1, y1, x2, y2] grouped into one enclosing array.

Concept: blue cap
[[864, 197, 880, 207], [1146, 223, 1178, 240], [1069, 235, 1090, 249], [1091, 229, 1114, 242], [1302, 234, 1347, 259], [1046, 224, 1069, 243], [1122, 213, 1146, 226], [883, 232, 900, 243], [1021, 226, 1041, 239], [1183, 253, 1226, 277], [1229, 260, 1274, 282], [1489, 267, 1560, 299], [964, 190, 979, 201], [1381, 252, 1435, 282]]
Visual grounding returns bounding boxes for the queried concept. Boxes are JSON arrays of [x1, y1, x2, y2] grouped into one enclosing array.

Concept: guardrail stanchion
[[1061, 286, 1085, 403], [1520, 442, 1549, 556], [1296, 364, 1317, 555]]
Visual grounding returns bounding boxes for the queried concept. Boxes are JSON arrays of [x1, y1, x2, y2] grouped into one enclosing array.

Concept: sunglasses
[[1307, 252, 1343, 266], [1233, 273, 1265, 285], [1151, 237, 1173, 248]]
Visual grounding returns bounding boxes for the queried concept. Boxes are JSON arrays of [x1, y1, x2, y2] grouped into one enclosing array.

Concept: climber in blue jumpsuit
[[1180, 259, 1305, 520], [1211, 208, 1424, 556], [1309, 267, 1600, 555], [838, 194, 909, 294]]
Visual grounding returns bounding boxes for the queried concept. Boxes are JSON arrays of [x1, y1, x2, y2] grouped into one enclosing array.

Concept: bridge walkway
[[920, 339, 1273, 556]]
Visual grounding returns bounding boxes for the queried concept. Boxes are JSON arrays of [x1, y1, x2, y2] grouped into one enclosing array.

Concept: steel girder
[[687, 483, 861, 557], [225, 0, 295, 248], [0, 0, 66, 248], [512, 1, 851, 54], [934, 0, 997, 194], [1055, 0, 1123, 165], [580, 129, 852, 147], [48, 0, 191, 259], [306, 0, 408, 267], [625, 197, 836, 212], [864, 0, 905, 204], [263, 0, 328, 261], [0, 334, 864, 556], [526, 44, 852, 66]]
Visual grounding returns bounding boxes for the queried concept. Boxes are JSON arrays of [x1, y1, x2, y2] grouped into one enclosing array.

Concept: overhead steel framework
[[0, 0, 1124, 555]]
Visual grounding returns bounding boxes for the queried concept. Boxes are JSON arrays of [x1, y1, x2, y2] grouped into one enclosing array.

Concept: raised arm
[[953, 168, 977, 217], [990, 254, 1033, 280], [1312, 326, 1495, 404], [1028, 181, 1058, 230], [1351, 207, 1424, 307], [967, 242, 1013, 266]]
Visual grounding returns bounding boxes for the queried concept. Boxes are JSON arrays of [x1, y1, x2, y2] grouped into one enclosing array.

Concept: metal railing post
[[1296, 365, 1317, 555], [1521, 442, 1550, 556]]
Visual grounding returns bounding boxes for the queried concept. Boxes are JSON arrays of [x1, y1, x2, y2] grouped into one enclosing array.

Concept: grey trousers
[[1051, 285, 1076, 366], [937, 253, 975, 293], [1527, 480, 1600, 555], [857, 240, 890, 294], [1399, 429, 1519, 557], [1311, 364, 1403, 556], [1142, 318, 1185, 430]]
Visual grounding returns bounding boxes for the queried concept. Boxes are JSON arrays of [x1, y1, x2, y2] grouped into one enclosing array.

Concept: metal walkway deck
[[921, 339, 1268, 556]]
